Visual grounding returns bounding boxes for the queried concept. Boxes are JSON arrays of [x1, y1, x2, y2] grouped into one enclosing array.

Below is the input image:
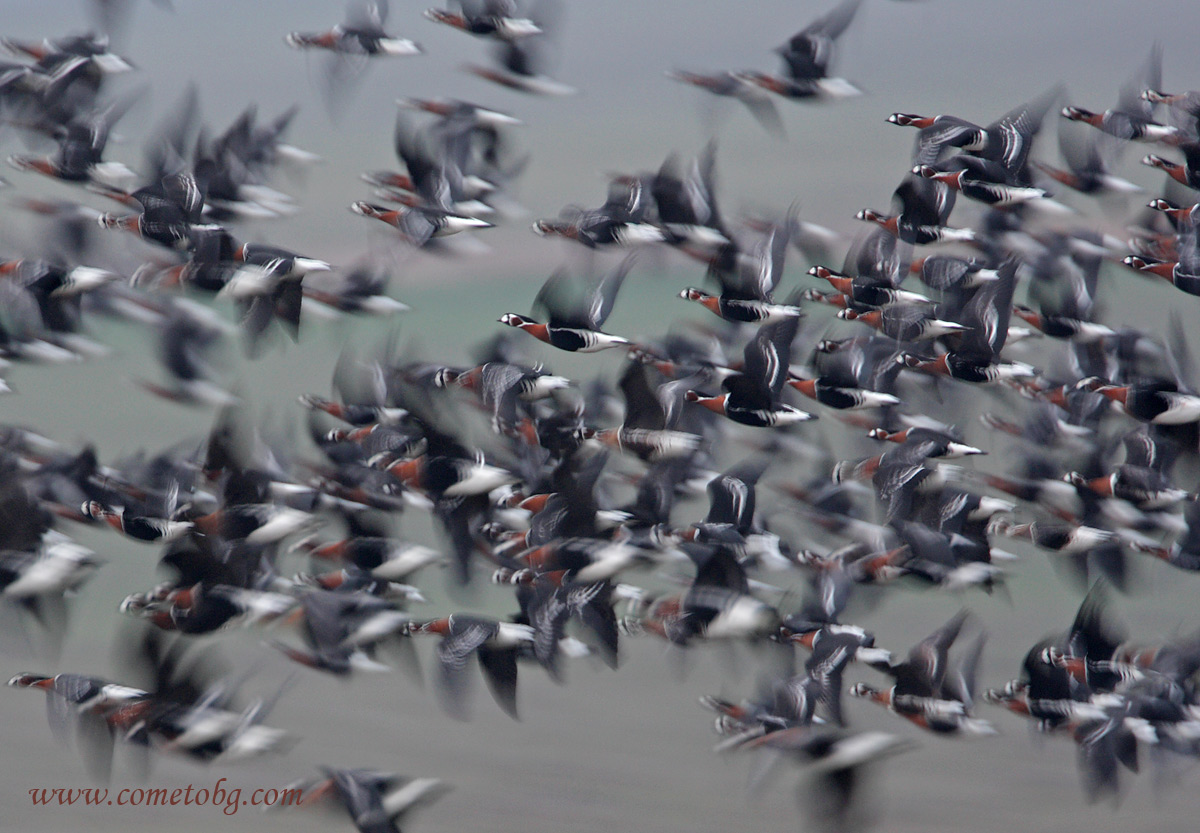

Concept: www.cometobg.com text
[[28, 778, 303, 815]]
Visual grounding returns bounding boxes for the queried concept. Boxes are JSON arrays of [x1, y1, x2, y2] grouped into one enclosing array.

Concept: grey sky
[[5, 0, 1200, 279]]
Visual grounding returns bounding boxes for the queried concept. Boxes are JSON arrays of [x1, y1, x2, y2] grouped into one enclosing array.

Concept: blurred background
[[4, 1, 1200, 832]]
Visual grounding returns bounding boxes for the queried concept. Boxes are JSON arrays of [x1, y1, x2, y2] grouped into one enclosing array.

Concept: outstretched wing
[[779, 0, 861, 82], [345, 0, 389, 32], [582, 253, 637, 330], [742, 315, 799, 405]]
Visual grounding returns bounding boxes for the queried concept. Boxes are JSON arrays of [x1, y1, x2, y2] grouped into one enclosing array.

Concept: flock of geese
[[6, 1, 1200, 831]]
